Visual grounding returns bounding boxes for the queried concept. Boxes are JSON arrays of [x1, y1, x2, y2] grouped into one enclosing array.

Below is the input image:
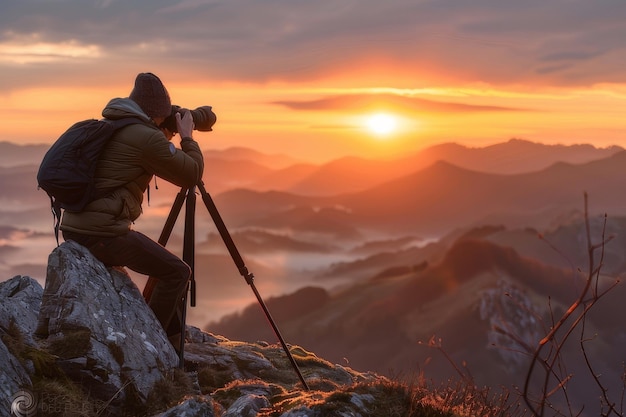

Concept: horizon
[[1, 1, 626, 162], [2, 137, 624, 168]]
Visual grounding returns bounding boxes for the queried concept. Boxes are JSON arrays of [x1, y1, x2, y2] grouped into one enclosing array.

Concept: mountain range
[[210, 147, 626, 239], [2, 137, 623, 197], [1, 138, 625, 414]]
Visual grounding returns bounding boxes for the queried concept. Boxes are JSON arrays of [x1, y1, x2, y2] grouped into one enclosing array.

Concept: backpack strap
[[50, 197, 62, 247]]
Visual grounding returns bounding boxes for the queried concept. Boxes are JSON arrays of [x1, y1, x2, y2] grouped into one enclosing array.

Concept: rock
[[0, 275, 42, 346], [0, 275, 41, 417], [479, 278, 544, 368], [35, 241, 178, 407], [0, 339, 32, 417], [154, 396, 217, 417], [184, 335, 362, 389], [223, 393, 271, 417]]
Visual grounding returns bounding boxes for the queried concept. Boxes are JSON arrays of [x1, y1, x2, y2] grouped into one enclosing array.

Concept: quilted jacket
[[60, 98, 204, 237]]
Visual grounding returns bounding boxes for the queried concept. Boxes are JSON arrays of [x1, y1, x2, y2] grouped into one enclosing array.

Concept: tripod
[[142, 181, 309, 390]]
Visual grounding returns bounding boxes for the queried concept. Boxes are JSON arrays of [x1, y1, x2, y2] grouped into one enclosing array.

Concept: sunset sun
[[366, 113, 397, 137]]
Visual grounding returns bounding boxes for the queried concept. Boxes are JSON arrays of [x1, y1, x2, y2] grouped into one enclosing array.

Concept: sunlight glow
[[366, 113, 397, 136]]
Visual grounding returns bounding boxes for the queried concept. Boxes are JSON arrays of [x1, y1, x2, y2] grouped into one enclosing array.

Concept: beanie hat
[[129, 72, 172, 119]]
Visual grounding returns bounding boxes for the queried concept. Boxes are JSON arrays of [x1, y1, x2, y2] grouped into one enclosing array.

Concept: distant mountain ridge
[[277, 139, 624, 196], [2, 139, 621, 196], [3, 138, 626, 241], [203, 146, 301, 169], [212, 149, 626, 237], [419, 138, 624, 174], [0, 141, 48, 167]]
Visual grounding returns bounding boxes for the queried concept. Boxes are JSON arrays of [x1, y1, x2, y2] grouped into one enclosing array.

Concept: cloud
[[0, 34, 101, 64], [540, 51, 605, 63], [0, 0, 625, 91], [273, 94, 526, 113]]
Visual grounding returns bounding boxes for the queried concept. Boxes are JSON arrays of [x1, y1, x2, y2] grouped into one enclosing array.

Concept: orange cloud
[[272, 93, 528, 113]]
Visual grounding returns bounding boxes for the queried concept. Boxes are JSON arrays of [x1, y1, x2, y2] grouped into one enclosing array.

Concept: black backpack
[[37, 117, 143, 243]]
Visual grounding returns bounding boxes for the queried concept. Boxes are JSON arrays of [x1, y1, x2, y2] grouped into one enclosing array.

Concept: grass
[[245, 376, 523, 417], [47, 328, 92, 359], [3, 316, 525, 416]]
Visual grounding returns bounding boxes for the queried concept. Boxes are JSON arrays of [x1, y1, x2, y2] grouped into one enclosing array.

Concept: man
[[61, 72, 204, 350]]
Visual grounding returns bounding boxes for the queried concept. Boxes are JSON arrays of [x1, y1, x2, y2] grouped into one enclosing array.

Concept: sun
[[366, 113, 397, 136]]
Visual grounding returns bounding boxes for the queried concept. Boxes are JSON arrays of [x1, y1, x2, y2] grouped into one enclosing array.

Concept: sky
[[1, 0, 626, 162]]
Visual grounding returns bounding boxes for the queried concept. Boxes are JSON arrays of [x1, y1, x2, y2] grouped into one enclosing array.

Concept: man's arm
[[141, 113, 204, 188]]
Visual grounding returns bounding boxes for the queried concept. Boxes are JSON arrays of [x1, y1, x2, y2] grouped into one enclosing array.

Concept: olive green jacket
[[61, 98, 204, 237]]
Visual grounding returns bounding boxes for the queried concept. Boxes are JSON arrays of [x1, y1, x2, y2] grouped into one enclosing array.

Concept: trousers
[[62, 230, 190, 338]]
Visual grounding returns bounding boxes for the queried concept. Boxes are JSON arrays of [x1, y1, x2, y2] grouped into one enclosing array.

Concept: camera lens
[[190, 106, 217, 132], [159, 105, 216, 133]]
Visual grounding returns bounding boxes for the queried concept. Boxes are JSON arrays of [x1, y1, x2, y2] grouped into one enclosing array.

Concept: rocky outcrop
[[35, 241, 178, 409], [1, 242, 426, 417], [478, 278, 544, 368]]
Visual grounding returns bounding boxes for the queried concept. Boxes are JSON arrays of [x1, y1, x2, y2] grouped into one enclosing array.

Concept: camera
[[160, 105, 216, 133]]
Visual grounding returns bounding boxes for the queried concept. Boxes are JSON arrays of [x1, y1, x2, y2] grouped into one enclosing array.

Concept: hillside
[[208, 228, 626, 414], [1, 245, 523, 417]]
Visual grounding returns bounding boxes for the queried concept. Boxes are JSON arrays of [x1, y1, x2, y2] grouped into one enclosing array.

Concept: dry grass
[[250, 376, 521, 417]]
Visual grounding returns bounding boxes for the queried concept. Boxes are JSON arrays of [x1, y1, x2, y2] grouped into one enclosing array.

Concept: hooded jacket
[[60, 98, 204, 237]]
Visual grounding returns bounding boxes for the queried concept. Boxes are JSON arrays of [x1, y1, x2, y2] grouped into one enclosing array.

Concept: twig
[[523, 193, 622, 417]]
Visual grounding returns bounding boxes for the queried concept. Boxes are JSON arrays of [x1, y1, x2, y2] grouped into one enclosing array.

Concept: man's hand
[[176, 110, 194, 139]]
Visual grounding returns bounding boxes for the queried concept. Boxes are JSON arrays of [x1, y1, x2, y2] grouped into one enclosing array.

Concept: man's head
[[129, 73, 171, 119]]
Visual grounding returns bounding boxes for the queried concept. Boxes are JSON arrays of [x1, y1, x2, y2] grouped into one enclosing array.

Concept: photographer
[[61, 72, 207, 351]]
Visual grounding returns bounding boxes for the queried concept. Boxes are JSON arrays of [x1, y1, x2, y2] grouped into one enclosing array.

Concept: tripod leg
[[197, 182, 310, 390], [183, 187, 197, 308], [143, 187, 188, 302], [177, 186, 196, 368]]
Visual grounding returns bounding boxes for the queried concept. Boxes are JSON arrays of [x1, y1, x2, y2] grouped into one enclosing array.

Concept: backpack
[[37, 117, 143, 244]]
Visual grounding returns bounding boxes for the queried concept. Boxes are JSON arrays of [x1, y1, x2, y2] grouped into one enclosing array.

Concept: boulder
[[0, 275, 42, 346], [35, 241, 178, 407], [0, 275, 41, 417]]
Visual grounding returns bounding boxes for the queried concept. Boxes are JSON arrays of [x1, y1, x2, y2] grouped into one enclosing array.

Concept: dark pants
[[62, 230, 190, 338]]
